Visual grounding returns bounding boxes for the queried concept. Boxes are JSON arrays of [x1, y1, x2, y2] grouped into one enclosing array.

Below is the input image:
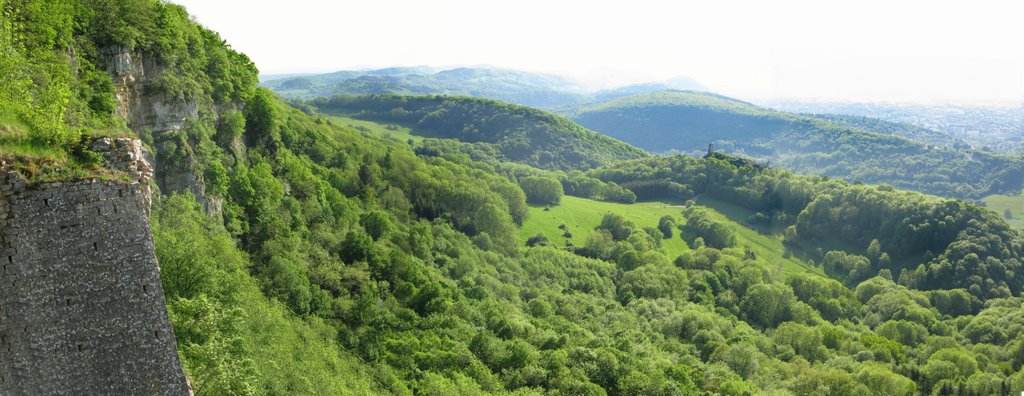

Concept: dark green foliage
[[558, 170, 636, 203], [525, 233, 550, 247], [741, 283, 796, 328], [410, 138, 635, 204], [811, 113, 961, 148], [313, 94, 648, 171], [657, 215, 675, 238], [518, 175, 563, 205], [360, 210, 393, 240], [822, 250, 873, 282], [245, 88, 279, 144]]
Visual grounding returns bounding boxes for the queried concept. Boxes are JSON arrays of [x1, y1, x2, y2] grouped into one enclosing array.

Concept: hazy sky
[[171, 0, 1024, 104]]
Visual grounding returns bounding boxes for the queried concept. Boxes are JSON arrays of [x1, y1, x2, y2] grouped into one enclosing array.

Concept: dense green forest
[[4, 1, 1024, 395], [563, 91, 1024, 200], [311, 94, 649, 171]]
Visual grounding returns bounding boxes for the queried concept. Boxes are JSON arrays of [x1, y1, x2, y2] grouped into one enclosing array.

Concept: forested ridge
[[806, 113, 967, 150], [261, 67, 707, 109], [311, 94, 649, 171], [262, 67, 588, 108], [564, 91, 1024, 200], [3, 1, 1024, 395]]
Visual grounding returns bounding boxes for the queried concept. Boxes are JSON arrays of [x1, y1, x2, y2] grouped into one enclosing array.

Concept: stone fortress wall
[[0, 138, 189, 395]]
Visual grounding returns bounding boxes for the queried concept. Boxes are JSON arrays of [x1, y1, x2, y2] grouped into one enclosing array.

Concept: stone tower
[[0, 138, 190, 395]]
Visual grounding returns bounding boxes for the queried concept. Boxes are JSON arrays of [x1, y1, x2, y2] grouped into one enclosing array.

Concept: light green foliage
[[263, 66, 590, 109], [855, 365, 916, 396], [876, 320, 928, 347], [742, 283, 797, 328], [516, 195, 690, 256], [679, 206, 738, 249], [773, 322, 826, 362], [154, 195, 381, 394]]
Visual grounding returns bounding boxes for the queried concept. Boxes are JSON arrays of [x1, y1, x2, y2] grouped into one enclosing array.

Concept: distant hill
[[767, 100, 1024, 152], [590, 77, 707, 102], [263, 67, 706, 108], [806, 113, 968, 149], [562, 91, 1024, 199], [264, 67, 587, 108], [312, 94, 649, 170]]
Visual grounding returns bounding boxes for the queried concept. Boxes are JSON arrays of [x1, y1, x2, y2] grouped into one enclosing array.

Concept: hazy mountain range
[[261, 66, 707, 108]]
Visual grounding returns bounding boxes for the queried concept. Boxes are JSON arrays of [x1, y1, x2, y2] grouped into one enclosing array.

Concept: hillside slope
[[311, 94, 650, 171], [6, 1, 1024, 395], [807, 113, 967, 149], [563, 91, 1024, 199]]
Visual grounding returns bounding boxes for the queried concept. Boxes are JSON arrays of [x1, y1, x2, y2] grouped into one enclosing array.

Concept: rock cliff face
[[102, 45, 221, 216], [103, 46, 200, 134], [0, 138, 190, 395]]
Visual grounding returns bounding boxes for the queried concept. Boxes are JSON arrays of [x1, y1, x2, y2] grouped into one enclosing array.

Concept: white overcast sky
[[170, 0, 1024, 104]]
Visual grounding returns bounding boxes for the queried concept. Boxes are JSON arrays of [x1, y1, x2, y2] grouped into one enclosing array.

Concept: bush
[[520, 175, 564, 205]]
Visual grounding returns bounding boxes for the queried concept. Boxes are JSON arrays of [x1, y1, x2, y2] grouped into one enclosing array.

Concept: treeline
[[410, 138, 637, 204], [309, 94, 649, 171], [590, 154, 1024, 300]]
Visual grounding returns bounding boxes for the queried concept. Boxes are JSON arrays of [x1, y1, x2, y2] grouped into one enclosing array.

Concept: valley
[[559, 91, 1024, 200], [2, 1, 1023, 395]]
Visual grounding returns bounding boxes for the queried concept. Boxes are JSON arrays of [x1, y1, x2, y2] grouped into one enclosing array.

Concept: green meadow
[[325, 115, 425, 143], [982, 190, 1024, 229], [517, 195, 821, 277]]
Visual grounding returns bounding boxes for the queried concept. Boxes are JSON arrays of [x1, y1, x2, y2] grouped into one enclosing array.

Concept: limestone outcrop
[[101, 45, 220, 216]]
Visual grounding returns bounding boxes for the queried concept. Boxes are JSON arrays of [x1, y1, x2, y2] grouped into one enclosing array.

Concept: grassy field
[[518, 196, 691, 257], [518, 195, 821, 277], [326, 115, 425, 143], [982, 191, 1024, 229]]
